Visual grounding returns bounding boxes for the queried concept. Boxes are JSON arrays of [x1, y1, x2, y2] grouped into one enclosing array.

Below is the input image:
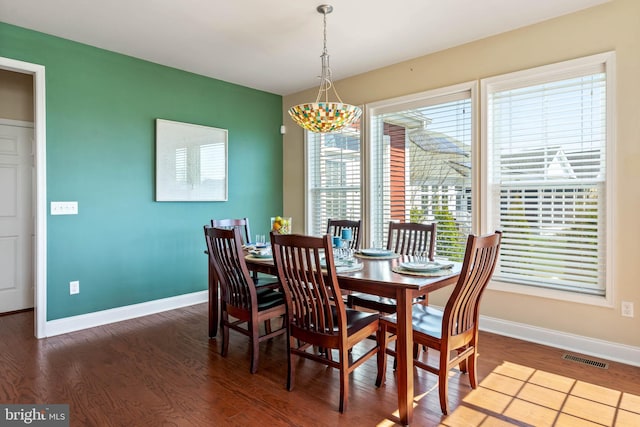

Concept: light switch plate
[[51, 201, 78, 215]]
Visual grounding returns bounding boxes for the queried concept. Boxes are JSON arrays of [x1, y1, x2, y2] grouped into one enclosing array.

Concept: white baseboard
[[479, 314, 640, 367], [44, 291, 208, 337], [43, 293, 640, 368]]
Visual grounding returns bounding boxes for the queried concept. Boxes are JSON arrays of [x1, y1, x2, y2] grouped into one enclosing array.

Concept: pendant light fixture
[[288, 4, 362, 133]]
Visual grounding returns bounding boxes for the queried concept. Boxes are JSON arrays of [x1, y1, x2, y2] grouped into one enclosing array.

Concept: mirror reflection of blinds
[[370, 93, 472, 261], [175, 147, 188, 182], [307, 122, 362, 237], [489, 71, 607, 295], [174, 142, 225, 186], [200, 143, 225, 181]]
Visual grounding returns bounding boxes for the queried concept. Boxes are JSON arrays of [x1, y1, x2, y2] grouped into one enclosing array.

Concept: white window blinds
[[486, 62, 608, 295], [307, 121, 362, 237], [370, 90, 473, 260]]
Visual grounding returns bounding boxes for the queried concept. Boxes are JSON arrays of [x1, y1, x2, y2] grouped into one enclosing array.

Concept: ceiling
[[0, 0, 609, 96]]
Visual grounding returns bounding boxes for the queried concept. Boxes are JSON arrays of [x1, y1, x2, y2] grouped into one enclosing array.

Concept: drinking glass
[[255, 234, 266, 247], [345, 248, 355, 264]]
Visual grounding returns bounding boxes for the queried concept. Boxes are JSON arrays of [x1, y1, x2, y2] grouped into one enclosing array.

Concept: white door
[[0, 122, 34, 312]]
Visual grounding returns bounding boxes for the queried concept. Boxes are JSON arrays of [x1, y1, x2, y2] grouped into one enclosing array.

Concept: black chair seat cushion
[[332, 306, 379, 335], [382, 305, 443, 339], [292, 305, 378, 334], [348, 293, 396, 312], [256, 288, 285, 311], [348, 292, 425, 314], [254, 275, 280, 288]]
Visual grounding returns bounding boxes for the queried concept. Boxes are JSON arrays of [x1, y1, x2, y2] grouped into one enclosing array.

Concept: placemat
[[354, 252, 401, 260], [391, 266, 452, 277], [322, 262, 364, 274], [245, 254, 273, 262]]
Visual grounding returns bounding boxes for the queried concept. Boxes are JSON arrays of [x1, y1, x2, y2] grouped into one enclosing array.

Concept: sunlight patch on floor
[[439, 361, 640, 426]]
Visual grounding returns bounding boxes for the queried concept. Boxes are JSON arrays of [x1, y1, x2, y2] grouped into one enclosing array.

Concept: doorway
[[0, 57, 47, 337], [0, 120, 34, 312]]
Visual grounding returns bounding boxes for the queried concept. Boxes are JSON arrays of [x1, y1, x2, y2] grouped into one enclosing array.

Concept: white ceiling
[[0, 0, 609, 96]]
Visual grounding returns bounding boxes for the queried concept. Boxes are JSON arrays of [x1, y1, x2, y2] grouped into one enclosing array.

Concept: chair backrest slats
[[205, 226, 257, 310], [272, 233, 343, 335], [444, 231, 501, 338], [326, 219, 362, 250], [386, 221, 437, 258], [211, 217, 252, 245]]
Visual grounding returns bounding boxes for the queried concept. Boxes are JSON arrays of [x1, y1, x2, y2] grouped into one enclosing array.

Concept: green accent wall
[[0, 22, 283, 320]]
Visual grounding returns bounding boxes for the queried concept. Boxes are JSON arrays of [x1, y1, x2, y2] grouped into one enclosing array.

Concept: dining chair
[[270, 232, 382, 413], [386, 221, 437, 257], [211, 217, 278, 286], [211, 217, 252, 244], [204, 226, 287, 374], [326, 218, 362, 250], [348, 221, 437, 314], [376, 230, 502, 415]]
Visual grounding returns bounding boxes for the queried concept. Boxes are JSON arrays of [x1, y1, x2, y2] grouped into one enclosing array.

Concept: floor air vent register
[[562, 353, 609, 369]]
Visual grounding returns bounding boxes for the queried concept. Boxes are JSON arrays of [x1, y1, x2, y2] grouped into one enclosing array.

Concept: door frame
[[0, 56, 47, 338]]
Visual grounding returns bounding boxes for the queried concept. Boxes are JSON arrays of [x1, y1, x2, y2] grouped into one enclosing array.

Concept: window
[[482, 52, 614, 297], [303, 53, 613, 302], [306, 120, 362, 237], [368, 84, 475, 260]]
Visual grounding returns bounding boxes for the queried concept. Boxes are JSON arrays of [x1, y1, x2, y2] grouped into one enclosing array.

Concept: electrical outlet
[[621, 301, 634, 318], [70, 280, 80, 295]]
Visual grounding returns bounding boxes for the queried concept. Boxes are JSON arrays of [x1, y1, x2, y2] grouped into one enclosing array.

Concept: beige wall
[[282, 0, 640, 348], [0, 69, 33, 121]]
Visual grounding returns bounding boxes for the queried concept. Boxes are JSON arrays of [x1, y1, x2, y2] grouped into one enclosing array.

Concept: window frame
[[365, 81, 479, 249], [480, 51, 616, 307]]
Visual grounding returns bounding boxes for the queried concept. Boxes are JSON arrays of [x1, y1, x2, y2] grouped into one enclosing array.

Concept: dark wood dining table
[[207, 252, 461, 426]]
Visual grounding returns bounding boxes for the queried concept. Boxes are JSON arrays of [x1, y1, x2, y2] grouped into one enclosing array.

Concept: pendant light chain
[[316, 7, 343, 104]]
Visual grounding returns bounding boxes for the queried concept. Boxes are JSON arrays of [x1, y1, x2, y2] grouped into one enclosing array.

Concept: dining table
[[207, 249, 461, 426]]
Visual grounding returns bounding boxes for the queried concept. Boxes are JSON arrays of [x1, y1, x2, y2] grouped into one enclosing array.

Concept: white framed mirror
[[155, 119, 228, 201]]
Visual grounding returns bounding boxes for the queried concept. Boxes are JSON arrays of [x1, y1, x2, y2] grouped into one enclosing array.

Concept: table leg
[[208, 262, 218, 338], [395, 288, 414, 425]]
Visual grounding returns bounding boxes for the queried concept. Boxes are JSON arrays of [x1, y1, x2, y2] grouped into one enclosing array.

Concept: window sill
[[487, 279, 613, 308]]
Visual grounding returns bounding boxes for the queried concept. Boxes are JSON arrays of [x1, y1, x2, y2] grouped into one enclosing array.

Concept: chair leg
[[339, 347, 350, 413], [393, 339, 398, 371], [250, 320, 260, 374], [221, 312, 230, 358], [264, 319, 272, 335], [391, 340, 418, 371], [468, 351, 478, 389], [286, 336, 296, 391], [438, 351, 450, 415], [376, 326, 388, 387], [458, 350, 468, 373]]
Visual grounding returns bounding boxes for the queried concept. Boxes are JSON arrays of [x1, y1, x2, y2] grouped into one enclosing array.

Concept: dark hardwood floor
[[1, 304, 638, 426]]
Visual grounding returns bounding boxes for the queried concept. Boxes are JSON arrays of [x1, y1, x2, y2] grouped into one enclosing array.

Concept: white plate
[[399, 261, 442, 272], [320, 257, 353, 268], [249, 251, 272, 259], [360, 248, 394, 257]]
